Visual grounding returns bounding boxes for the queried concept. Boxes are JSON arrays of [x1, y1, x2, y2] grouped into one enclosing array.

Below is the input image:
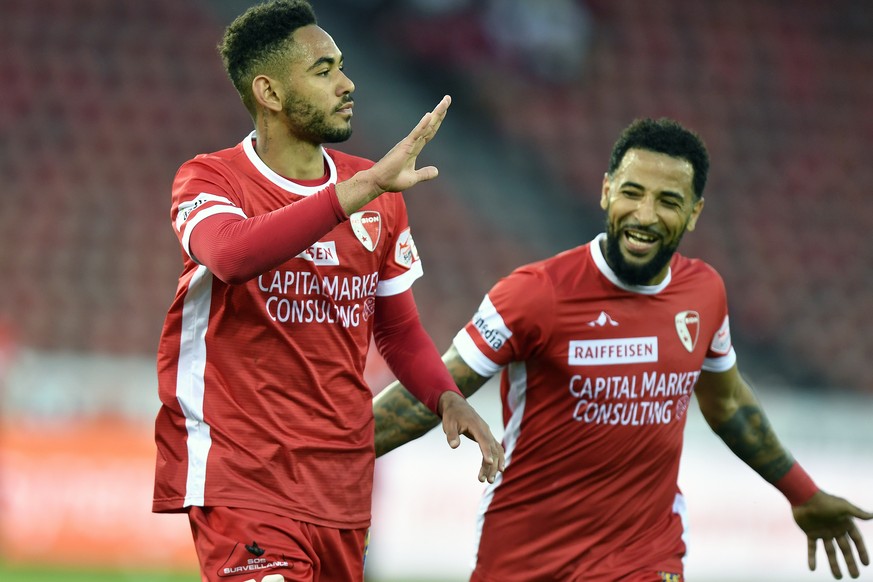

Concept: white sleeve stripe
[[701, 347, 737, 372], [453, 329, 502, 377], [174, 193, 239, 231], [375, 261, 424, 296], [180, 205, 247, 262]]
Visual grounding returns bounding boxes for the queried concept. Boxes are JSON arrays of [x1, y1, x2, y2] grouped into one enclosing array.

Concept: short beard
[[283, 94, 352, 144], [603, 222, 682, 286]]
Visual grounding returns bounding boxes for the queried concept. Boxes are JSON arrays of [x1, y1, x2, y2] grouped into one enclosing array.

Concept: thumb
[[848, 504, 873, 520], [444, 422, 460, 449]]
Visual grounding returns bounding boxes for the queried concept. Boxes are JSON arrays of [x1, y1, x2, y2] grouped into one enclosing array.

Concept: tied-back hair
[[218, 0, 317, 116], [608, 118, 710, 200]]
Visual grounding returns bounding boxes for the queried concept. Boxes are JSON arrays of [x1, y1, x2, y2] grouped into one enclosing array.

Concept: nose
[[338, 70, 355, 96], [634, 195, 658, 225]]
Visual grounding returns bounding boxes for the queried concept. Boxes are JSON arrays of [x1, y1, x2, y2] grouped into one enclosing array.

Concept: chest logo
[[587, 311, 619, 327], [350, 211, 382, 252], [674, 311, 700, 353]]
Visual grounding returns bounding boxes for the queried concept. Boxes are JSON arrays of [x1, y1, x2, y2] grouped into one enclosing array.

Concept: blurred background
[[1, 0, 871, 580]]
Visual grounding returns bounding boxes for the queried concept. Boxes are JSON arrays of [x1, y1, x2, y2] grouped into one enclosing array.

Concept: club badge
[[674, 310, 699, 353], [349, 211, 381, 252]]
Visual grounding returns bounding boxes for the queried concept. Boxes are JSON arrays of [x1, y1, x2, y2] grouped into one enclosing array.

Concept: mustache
[[336, 96, 354, 110]]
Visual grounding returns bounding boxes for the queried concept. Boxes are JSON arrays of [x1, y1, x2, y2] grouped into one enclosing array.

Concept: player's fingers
[[408, 96, 450, 149], [848, 524, 869, 566], [809, 537, 818, 571], [836, 534, 859, 578], [414, 165, 439, 183], [823, 539, 844, 579], [848, 504, 873, 521], [443, 420, 460, 449]]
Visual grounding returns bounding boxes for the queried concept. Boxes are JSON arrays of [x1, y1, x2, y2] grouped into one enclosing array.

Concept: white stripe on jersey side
[[470, 360, 528, 571], [175, 265, 213, 507], [374, 261, 423, 296], [673, 492, 690, 567], [179, 204, 247, 262]]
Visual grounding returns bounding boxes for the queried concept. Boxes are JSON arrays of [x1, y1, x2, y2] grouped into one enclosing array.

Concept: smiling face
[[279, 24, 355, 144], [600, 148, 705, 286]]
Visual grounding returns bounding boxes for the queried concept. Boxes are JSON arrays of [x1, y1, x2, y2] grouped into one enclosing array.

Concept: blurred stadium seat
[[370, 0, 873, 393]]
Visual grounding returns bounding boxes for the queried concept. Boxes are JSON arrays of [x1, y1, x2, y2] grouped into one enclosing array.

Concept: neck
[[254, 116, 325, 180]]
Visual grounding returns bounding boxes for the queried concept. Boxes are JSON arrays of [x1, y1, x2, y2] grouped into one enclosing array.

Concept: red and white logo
[[393, 227, 419, 268], [674, 311, 700, 353], [350, 211, 381, 252]]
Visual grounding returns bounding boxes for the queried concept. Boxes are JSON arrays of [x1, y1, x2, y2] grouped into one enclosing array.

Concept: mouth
[[336, 101, 354, 117], [622, 228, 661, 256]]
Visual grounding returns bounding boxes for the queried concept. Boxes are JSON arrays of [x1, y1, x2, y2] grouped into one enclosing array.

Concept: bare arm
[[696, 365, 872, 579], [695, 365, 796, 482], [374, 344, 492, 457]]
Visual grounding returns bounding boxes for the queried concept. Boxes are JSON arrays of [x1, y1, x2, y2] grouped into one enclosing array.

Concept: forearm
[[709, 401, 796, 483], [374, 382, 440, 457], [373, 344, 491, 457], [189, 185, 346, 283]]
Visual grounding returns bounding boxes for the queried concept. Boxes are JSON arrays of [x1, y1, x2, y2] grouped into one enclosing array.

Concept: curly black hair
[[607, 118, 710, 200], [218, 0, 317, 116]]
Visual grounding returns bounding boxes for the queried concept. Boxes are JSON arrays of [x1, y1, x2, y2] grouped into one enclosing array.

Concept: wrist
[[775, 462, 819, 506], [437, 390, 464, 417], [336, 171, 383, 215]]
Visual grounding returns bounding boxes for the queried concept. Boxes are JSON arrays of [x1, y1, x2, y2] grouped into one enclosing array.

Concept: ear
[[251, 75, 284, 113], [600, 173, 611, 210], [686, 197, 705, 231]]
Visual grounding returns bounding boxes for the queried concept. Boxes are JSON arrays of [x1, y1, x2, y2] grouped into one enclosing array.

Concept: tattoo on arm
[[373, 350, 490, 457], [713, 404, 795, 483]]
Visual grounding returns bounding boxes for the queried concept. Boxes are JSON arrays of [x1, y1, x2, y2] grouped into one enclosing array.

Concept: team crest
[[349, 211, 381, 252], [674, 311, 699, 353]]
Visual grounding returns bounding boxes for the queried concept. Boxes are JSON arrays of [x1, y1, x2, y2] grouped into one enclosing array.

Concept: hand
[[792, 490, 873, 579], [438, 391, 505, 484], [368, 95, 451, 194]]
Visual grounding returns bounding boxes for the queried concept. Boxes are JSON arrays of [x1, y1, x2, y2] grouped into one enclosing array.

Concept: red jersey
[[455, 234, 736, 581], [153, 133, 422, 528]]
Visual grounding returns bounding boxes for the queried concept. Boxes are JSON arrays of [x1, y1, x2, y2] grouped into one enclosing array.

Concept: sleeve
[[374, 193, 423, 297], [373, 289, 463, 414], [453, 266, 555, 377], [701, 272, 737, 372], [171, 158, 348, 284]]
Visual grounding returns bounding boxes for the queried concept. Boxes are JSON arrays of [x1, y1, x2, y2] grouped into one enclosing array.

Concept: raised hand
[[368, 95, 451, 193], [792, 491, 873, 579]]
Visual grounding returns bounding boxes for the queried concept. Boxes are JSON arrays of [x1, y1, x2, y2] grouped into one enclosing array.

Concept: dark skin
[[373, 148, 872, 579]]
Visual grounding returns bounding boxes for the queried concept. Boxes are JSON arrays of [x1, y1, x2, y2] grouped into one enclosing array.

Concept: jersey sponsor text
[[567, 370, 700, 425], [258, 269, 379, 328], [568, 337, 658, 366]]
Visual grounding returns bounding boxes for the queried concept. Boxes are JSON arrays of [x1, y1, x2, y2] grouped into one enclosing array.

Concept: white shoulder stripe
[[702, 347, 737, 372], [375, 261, 424, 296], [453, 330, 502, 377], [175, 193, 239, 231], [180, 205, 247, 262]]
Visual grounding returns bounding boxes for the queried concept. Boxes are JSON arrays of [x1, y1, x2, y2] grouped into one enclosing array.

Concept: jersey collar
[[242, 130, 338, 196], [590, 233, 672, 295]]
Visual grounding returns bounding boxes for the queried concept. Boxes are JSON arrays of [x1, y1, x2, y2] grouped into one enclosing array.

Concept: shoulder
[[176, 143, 246, 180], [672, 253, 725, 286], [326, 148, 374, 172]]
